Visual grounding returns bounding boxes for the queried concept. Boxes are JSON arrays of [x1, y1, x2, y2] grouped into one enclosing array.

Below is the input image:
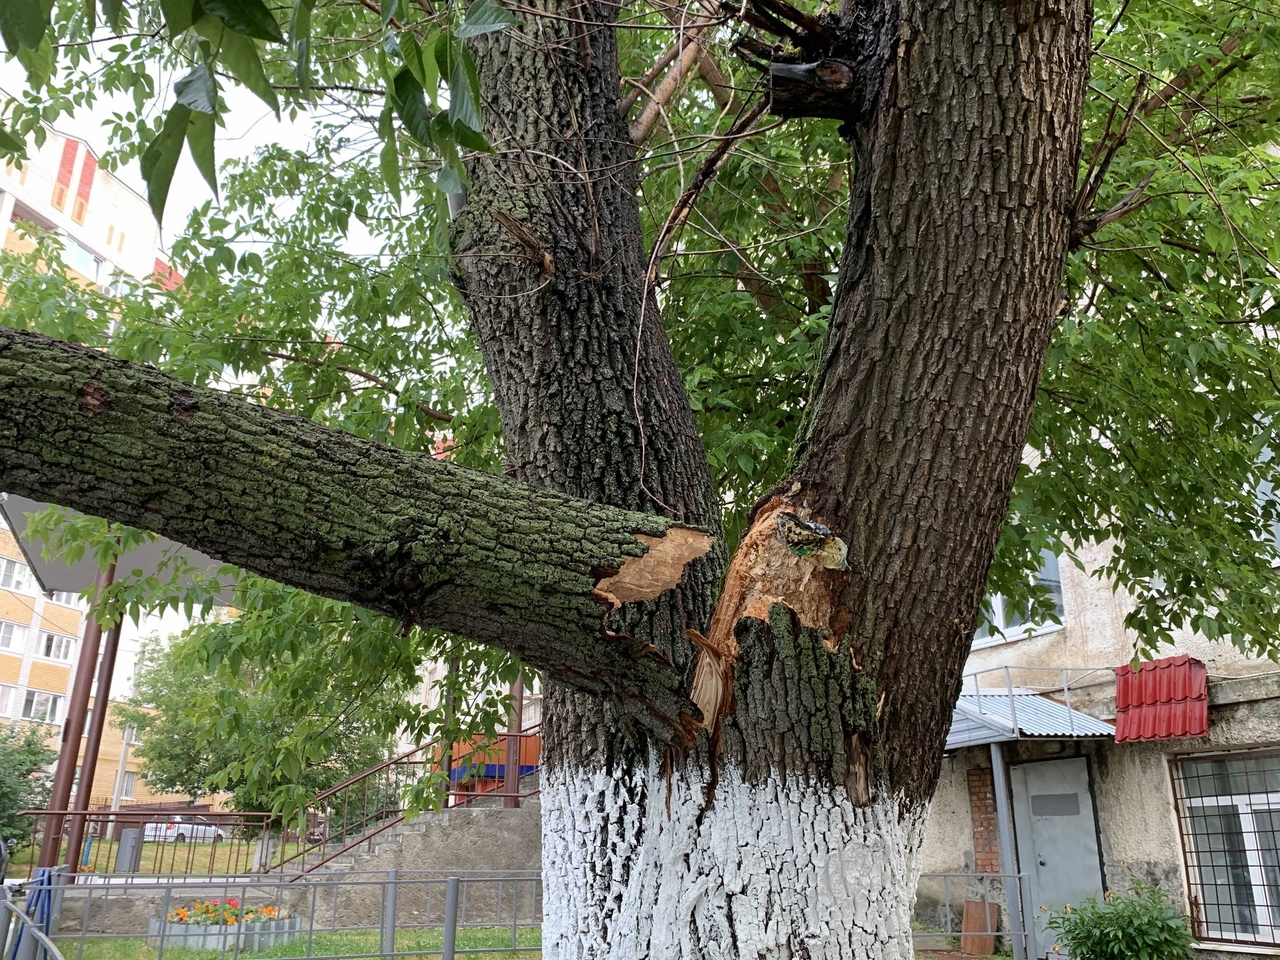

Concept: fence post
[[382, 870, 398, 960], [441, 877, 459, 960]]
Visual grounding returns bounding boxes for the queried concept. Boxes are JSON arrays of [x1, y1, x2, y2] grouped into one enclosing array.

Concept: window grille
[[1172, 751, 1280, 946]]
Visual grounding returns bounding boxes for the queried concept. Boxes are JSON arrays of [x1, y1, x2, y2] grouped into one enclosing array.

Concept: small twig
[[262, 350, 452, 422]]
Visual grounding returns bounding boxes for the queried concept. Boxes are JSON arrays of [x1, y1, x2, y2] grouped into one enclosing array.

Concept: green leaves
[[201, 0, 285, 42], [289, 0, 315, 90], [389, 68, 434, 147], [141, 103, 193, 223], [0, 125, 25, 160], [0, 0, 52, 54], [174, 62, 217, 114], [455, 0, 515, 38], [194, 14, 279, 116]]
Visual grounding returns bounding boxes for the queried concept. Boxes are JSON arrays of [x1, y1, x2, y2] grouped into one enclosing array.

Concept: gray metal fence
[[10, 870, 541, 960], [8, 867, 1023, 960]]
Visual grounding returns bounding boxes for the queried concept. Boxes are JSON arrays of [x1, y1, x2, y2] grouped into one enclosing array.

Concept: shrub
[[1043, 879, 1194, 960]]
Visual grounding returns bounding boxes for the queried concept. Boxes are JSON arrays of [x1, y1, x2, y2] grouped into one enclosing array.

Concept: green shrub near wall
[[1043, 879, 1194, 960]]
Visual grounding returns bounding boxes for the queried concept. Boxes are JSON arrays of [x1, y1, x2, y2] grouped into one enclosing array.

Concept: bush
[[1043, 879, 1194, 960]]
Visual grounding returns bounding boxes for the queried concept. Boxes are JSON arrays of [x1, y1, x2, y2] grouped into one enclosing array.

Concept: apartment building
[[0, 527, 186, 807], [0, 116, 174, 288], [918, 540, 1280, 959]]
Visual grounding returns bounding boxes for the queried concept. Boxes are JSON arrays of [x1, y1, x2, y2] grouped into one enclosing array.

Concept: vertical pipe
[[441, 877, 459, 960], [64, 620, 123, 871], [38, 565, 115, 869], [989, 742, 1027, 960], [381, 869, 398, 960], [503, 675, 525, 808]]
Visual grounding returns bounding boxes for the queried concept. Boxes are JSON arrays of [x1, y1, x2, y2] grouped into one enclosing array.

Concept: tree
[[118, 621, 405, 814], [0, 0, 1277, 956], [0, 723, 56, 849]]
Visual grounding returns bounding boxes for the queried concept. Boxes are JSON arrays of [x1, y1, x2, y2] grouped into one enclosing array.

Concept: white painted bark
[[541, 754, 926, 960]]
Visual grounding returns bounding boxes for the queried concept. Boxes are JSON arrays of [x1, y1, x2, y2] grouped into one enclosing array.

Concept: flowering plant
[[166, 899, 290, 926]]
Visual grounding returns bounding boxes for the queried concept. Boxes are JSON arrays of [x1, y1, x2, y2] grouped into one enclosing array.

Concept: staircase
[[275, 725, 542, 876]]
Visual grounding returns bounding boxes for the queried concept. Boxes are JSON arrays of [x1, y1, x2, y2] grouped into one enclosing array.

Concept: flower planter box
[[147, 915, 302, 951]]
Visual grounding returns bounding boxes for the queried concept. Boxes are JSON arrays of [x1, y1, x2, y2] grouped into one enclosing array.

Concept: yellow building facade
[[0, 525, 187, 809]]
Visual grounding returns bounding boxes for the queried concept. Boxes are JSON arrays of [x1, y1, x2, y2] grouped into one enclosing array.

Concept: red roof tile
[[1114, 654, 1208, 742]]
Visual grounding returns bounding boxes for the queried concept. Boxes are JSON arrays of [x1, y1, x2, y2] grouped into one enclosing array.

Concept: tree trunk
[[0, 0, 1093, 952], [455, 0, 1092, 955]]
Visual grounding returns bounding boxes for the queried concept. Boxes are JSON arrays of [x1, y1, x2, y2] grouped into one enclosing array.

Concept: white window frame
[[972, 549, 1066, 649], [1176, 754, 1280, 946], [120, 770, 136, 800], [0, 620, 24, 651], [47, 590, 79, 607], [21, 690, 61, 724], [0, 557, 32, 594], [0, 683, 14, 717], [39, 632, 75, 662]]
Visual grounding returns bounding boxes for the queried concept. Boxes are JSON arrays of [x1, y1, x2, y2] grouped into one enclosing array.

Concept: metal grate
[[1172, 750, 1280, 946]]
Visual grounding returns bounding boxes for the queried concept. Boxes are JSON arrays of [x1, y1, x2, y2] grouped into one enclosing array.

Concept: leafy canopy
[[0, 722, 57, 848], [0, 0, 1276, 783]]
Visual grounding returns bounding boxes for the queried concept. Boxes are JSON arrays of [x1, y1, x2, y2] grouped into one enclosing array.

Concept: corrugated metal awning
[[946, 692, 1115, 751]]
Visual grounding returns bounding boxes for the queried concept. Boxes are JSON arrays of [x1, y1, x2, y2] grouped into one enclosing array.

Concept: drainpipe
[[64, 618, 123, 871], [37, 565, 115, 869], [990, 741, 1028, 960]]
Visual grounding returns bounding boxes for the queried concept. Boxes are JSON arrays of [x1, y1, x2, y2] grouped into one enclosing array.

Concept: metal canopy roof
[[946, 691, 1115, 751], [0, 493, 236, 603]]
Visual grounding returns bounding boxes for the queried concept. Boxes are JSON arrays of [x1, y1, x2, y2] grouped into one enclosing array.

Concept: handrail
[[2, 878, 65, 960]]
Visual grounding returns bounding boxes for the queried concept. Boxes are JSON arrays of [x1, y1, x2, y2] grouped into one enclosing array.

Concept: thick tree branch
[[0, 328, 713, 735]]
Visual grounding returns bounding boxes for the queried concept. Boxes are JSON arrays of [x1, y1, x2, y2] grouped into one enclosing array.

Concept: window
[[0, 620, 24, 651], [41, 632, 75, 661], [48, 590, 79, 607], [0, 558, 31, 593], [0, 683, 13, 717], [973, 549, 1065, 648], [62, 239, 101, 282], [1173, 752, 1280, 945], [21, 690, 61, 723], [120, 771, 136, 800], [122, 723, 137, 745]]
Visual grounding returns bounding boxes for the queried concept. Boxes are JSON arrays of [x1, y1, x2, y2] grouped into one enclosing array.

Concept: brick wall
[[967, 765, 1002, 874]]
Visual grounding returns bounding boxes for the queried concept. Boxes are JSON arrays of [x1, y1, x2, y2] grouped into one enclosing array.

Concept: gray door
[[1011, 757, 1105, 958]]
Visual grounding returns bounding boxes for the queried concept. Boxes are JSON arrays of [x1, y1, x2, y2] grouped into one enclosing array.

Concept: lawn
[[53, 927, 542, 960], [8, 840, 308, 879]]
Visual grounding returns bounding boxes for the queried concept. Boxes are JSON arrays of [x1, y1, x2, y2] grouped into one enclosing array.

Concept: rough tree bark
[[0, 0, 1093, 954]]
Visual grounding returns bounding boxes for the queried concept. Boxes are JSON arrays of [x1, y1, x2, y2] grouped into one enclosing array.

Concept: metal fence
[[6, 869, 542, 960], [6, 867, 1023, 960], [913, 871, 1027, 958]]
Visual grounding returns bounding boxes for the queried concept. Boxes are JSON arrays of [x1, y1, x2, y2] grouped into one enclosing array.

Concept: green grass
[[54, 927, 541, 960]]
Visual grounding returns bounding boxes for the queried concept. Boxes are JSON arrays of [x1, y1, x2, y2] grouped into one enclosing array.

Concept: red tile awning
[[1114, 654, 1208, 742]]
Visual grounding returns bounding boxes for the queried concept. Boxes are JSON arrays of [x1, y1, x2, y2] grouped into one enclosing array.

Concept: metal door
[[1011, 757, 1106, 958]]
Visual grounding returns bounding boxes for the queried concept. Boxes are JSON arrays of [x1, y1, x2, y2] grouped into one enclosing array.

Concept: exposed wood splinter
[[593, 527, 714, 609]]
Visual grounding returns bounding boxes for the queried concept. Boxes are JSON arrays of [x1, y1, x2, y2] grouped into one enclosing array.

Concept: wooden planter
[[147, 914, 301, 951]]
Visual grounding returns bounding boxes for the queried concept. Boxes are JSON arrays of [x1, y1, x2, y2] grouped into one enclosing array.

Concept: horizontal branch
[[0, 329, 714, 735]]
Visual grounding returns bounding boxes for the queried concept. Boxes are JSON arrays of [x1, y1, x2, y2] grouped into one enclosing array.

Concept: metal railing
[[17, 727, 543, 880], [913, 871, 1027, 956], [34, 869, 541, 960], [958, 665, 1118, 735], [2, 872, 66, 960], [277, 726, 543, 875]]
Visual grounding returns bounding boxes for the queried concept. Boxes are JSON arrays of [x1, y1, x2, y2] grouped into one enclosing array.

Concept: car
[[141, 815, 226, 843]]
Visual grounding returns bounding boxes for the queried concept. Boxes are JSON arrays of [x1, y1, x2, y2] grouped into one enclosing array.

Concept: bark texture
[[790, 0, 1094, 804], [0, 328, 711, 729]]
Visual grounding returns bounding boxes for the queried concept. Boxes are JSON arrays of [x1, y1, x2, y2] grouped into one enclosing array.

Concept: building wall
[[0, 122, 164, 283], [923, 533, 1280, 954]]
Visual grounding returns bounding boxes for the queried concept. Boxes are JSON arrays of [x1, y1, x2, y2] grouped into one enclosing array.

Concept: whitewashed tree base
[[542, 756, 925, 960], [146, 915, 301, 951]]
